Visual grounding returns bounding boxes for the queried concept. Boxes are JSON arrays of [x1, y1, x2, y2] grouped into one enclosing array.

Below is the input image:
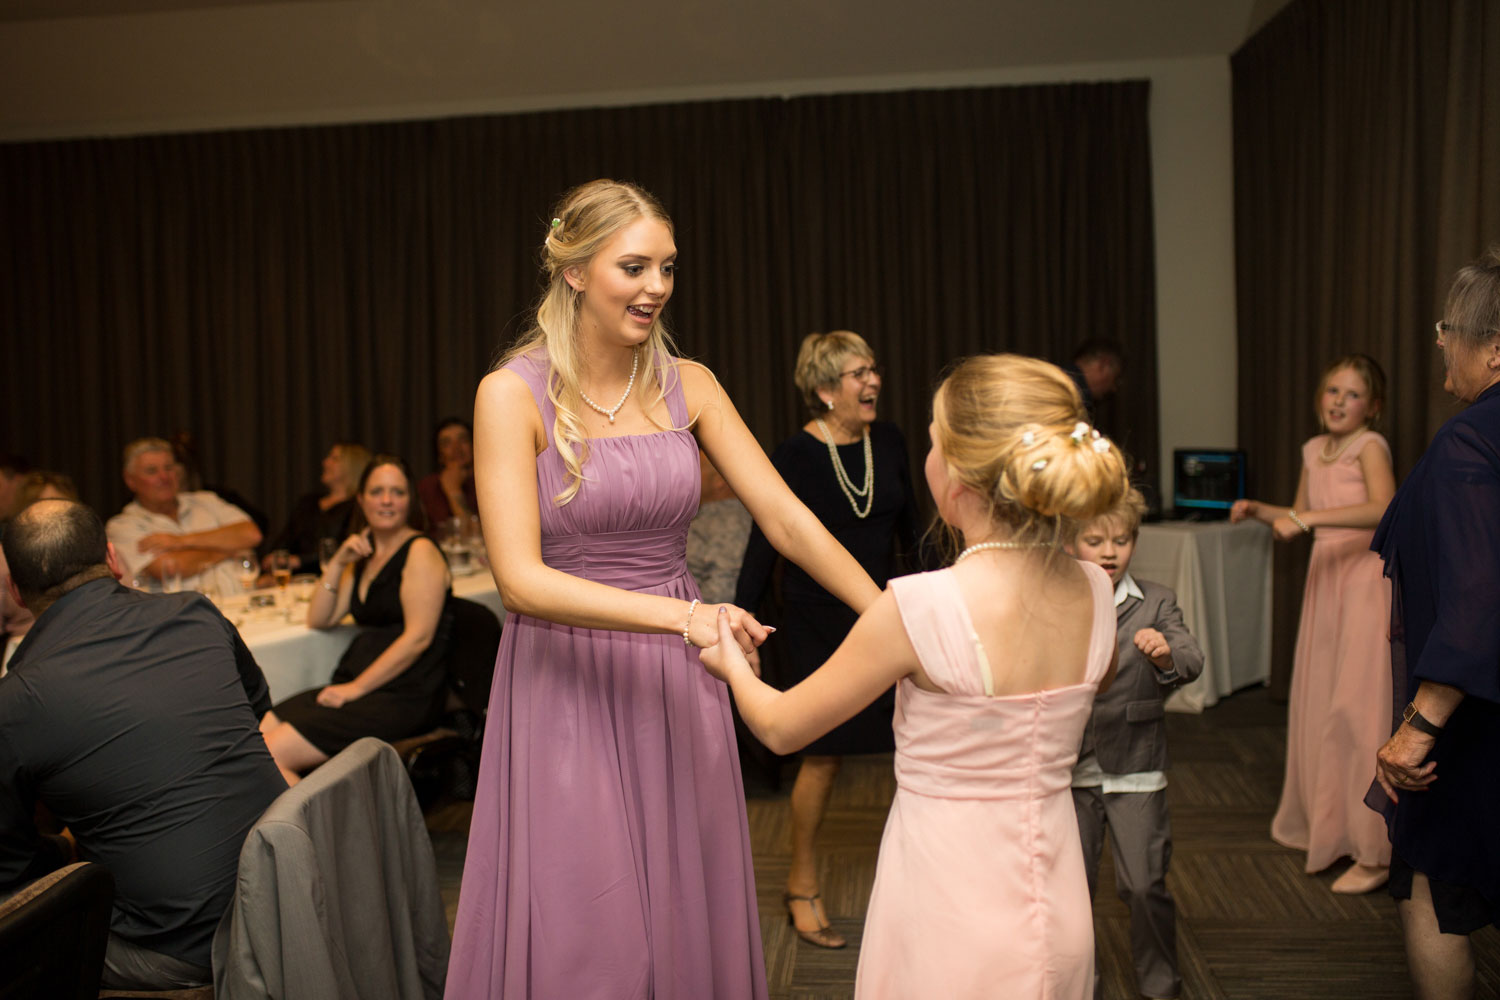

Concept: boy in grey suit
[[1067, 489, 1204, 1000]]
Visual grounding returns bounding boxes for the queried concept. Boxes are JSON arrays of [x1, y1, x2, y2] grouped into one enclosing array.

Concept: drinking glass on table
[[439, 517, 471, 573], [237, 551, 259, 594], [162, 569, 183, 594], [270, 550, 293, 592]]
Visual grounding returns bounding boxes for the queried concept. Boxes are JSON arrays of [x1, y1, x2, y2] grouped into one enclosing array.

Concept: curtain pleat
[[1233, 0, 1500, 697]]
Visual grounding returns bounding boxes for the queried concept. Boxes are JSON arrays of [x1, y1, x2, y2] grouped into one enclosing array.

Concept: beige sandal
[[783, 891, 847, 949]]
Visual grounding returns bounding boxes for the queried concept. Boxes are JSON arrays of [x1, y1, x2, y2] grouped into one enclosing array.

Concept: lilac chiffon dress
[[445, 350, 768, 1000]]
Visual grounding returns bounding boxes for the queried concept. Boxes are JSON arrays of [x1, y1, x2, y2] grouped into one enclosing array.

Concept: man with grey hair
[[105, 437, 261, 595], [0, 499, 285, 989]]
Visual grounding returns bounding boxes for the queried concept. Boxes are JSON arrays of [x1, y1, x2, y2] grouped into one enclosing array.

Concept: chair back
[[0, 862, 113, 1000], [212, 738, 449, 1000], [442, 596, 500, 715]]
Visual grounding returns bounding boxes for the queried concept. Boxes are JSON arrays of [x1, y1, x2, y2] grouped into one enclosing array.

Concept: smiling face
[[1069, 514, 1135, 586], [1319, 366, 1376, 436], [820, 354, 880, 432], [124, 449, 180, 510], [570, 216, 676, 349], [358, 463, 412, 533]]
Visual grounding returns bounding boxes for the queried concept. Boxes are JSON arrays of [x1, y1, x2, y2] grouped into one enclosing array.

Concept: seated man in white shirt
[[106, 438, 261, 595]]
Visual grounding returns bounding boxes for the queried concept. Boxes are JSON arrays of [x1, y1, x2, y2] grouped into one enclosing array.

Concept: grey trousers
[[1072, 786, 1181, 999], [101, 932, 212, 991]]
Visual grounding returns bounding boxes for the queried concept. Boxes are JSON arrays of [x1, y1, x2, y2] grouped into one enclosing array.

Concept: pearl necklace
[[954, 540, 1052, 564], [579, 349, 639, 424], [1318, 428, 1364, 464], [815, 417, 874, 518]]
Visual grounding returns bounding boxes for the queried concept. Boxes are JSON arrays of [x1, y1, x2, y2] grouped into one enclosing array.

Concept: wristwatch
[[1402, 702, 1443, 737]]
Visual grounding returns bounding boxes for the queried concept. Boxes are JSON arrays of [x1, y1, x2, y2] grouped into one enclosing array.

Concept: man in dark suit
[[1067, 488, 1204, 1000]]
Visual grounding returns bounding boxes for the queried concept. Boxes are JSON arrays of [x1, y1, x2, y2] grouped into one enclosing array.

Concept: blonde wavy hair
[[793, 330, 875, 414], [932, 354, 1130, 559], [499, 179, 683, 505]]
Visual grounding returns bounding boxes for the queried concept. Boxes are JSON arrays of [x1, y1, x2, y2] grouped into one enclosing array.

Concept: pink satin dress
[[857, 563, 1116, 999]]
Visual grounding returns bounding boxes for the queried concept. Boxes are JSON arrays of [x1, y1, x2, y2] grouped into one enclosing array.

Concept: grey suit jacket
[[1078, 577, 1205, 775]]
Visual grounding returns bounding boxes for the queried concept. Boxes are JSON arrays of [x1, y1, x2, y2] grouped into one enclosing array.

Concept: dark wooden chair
[[0, 861, 113, 1000]]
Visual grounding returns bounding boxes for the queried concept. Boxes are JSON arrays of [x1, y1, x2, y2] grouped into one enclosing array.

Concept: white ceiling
[[0, 0, 1295, 139]]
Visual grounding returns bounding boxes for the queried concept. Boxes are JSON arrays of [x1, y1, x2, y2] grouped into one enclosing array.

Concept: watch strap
[[1403, 702, 1443, 737]]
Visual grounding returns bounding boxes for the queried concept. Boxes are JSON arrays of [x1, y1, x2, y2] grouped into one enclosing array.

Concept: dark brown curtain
[[1, 83, 1156, 534], [1233, 0, 1500, 696]]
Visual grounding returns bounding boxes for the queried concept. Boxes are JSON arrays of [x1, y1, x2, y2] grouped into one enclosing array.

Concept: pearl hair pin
[[580, 348, 639, 424]]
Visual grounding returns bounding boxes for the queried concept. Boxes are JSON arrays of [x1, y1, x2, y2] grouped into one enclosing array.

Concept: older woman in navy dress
[[1373, 246, 1500, 1000]]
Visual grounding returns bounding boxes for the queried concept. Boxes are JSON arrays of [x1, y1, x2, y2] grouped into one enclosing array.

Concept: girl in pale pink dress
[[702, 355, 1130, 999], [1231, 354, 1395, 894]]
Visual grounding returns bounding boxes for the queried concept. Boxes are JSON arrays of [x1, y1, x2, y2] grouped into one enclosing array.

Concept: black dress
[[735, 422, 918, 755], [273, 535, 452, 756]]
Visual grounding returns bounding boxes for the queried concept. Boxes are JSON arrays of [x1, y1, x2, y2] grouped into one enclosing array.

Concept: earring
[[825, 399, 834, 411]]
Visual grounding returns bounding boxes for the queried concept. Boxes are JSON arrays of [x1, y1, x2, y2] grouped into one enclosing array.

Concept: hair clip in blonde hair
[[1021, 431, 1035, 446], [550, 217, 562, 229], [1092, 436, 1111, 454], [1032, 459, 1048, 471], [1070, 422, 1090, 444]]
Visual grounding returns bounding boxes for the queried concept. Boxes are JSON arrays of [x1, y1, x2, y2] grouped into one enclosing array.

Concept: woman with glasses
[[735, 330, 919, 949], [1373, 247, 1500, 999]]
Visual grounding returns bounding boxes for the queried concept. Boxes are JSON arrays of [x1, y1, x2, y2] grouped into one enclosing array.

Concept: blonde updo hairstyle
[[794, 330, 875, 415], [933, 354, 1130, 557], [500, 179, 681, 505]]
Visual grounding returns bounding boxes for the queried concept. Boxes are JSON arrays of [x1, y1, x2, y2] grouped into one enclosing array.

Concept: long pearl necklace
[[954, 540, 1052, 564], [815, 417, 874, 518], [579, 348, 639, 424]]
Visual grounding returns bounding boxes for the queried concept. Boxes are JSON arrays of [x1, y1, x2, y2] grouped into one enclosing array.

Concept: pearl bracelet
[[321, 578, 338, 593], [1288, 509, 1312, 534], [682, 599, 701, 646]]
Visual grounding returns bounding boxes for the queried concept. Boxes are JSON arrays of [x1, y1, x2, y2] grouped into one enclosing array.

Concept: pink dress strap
[[889, 570, 987, 696]]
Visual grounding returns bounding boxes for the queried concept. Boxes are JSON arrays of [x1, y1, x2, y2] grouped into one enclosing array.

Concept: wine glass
[[270, 550, 293, 592], [237, 551, 259, 594]]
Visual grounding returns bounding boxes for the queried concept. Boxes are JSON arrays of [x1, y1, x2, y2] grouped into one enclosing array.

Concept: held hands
[[686, 601, 769, 657], [1228, 499, 1257, 524], [1133, 628, 1174, 671], [1375, 724, 1438, 803], [699, 606, 761, 682], [315, 682, 364, 709]]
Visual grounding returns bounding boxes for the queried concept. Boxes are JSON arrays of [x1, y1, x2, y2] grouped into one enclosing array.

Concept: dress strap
[[658, 354, 690, 428]]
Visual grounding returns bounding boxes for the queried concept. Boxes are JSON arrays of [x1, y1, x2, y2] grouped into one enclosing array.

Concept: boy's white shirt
[[1070, 572, 1169, 794]]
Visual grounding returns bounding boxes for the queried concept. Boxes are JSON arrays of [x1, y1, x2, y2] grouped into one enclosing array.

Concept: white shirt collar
[[1114, 571, 1144, 608]]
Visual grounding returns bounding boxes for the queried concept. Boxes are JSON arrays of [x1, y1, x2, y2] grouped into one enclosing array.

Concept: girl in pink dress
[[1231, 354, 1395, 894], [702, 355, 1130, 999]]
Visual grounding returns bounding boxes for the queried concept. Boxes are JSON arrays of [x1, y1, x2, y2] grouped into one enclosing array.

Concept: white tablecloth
[[1131, 520, 1272, 713], [234, 570, 504, 704]]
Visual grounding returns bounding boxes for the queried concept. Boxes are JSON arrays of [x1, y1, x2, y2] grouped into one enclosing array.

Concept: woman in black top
[[735, 330, 918, 949], [260, 455, 451, 786], [262, 442, 370, 575]]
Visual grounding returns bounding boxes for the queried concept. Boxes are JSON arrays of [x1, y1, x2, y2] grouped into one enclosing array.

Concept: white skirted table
[[1131, 519, 1273, 713], [232, 569, 504, 704]]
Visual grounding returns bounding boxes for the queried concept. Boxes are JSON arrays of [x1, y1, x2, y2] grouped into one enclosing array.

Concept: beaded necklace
[[815, 417, 874, 518], [954, 540, 1052, 564], [580, 348, 639, 424]]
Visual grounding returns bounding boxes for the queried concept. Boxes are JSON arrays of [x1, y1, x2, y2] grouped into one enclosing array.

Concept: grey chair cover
[[212, 738, 449, 1000]]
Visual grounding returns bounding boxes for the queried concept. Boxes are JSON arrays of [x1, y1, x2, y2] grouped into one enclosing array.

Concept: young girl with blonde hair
[[444, 180, 880, 1000], [704, 354, 1130, 999], [1232, 353, 1395, 894]]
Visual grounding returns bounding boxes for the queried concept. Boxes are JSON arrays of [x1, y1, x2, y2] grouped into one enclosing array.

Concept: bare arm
[[315, 538, 449, 708], [1229, 467, 1308, 530], [305, 530, 370, 628], [682, 361, 881, 616], [700, 589, 920, 753], [136, 520, 263, 579], [473, 366, 766, 651]]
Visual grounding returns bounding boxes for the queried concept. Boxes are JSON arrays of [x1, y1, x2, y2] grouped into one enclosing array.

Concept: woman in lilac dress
[[445, 179, 880, 1000]]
